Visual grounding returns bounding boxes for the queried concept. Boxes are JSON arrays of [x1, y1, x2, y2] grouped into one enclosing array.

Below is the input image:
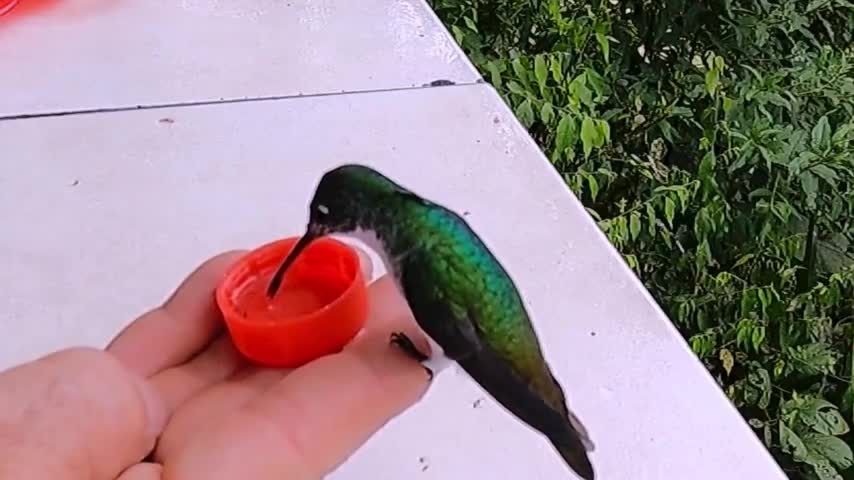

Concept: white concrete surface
[[0, 84, 787, 479], [0, 0, 479, 117]]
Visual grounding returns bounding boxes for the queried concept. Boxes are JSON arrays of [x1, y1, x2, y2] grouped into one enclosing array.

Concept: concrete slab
[[0, 85, 786, 479], [0, 0, 478, 117]]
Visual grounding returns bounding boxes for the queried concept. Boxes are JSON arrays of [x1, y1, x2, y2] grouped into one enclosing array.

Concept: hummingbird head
[[266, 164, 418, 298]]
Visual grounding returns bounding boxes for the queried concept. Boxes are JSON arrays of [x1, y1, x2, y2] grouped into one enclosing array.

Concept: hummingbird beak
[[266, 225, 322, 299]]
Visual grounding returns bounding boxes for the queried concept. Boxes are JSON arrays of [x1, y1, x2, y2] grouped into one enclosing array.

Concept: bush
[[428, 1, 854, 478]]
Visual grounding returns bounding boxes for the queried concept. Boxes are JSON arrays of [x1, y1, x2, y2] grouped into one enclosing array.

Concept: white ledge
[[0, 1, 787, 478], [0, 0, 479, 117]]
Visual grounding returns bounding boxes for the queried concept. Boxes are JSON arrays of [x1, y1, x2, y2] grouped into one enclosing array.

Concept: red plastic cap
[[216, 236, 369, 368], [0, 0, 19, 16]]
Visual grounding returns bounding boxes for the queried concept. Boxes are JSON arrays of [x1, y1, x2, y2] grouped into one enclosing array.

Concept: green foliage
[[429, 0, 854, 477]]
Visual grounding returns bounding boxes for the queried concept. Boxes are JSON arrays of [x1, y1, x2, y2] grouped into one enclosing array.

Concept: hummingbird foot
[[390, 332, 429, 361], [390, 332, 434, 380]]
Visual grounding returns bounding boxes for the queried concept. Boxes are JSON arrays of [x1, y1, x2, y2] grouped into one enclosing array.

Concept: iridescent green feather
[[397, 201, 563, 408]]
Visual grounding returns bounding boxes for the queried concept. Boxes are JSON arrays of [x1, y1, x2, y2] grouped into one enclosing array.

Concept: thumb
[[0, 347, 167, 479]]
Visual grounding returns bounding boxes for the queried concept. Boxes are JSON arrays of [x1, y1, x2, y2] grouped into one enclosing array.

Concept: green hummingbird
[[266, 164, 596, 479]]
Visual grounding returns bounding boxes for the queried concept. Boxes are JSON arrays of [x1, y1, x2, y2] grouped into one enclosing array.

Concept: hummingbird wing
[[399, 263, 595, 480]]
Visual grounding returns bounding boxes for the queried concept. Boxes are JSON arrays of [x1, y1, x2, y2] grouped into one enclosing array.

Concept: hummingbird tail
[[457, 347, 595, 480], [551, 433, 596, 480]]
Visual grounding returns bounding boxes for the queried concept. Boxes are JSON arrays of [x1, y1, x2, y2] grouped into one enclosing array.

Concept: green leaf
[[705, 68, 720, 96], [581, 116, 597, 158], [774, 360, 786, 378], [597, 120, 610, 144], [629, 212, 641, 240], [814, 408, 850, 436], [752, 326, 766, 352], [540, 102, 555, 125], [803, 434, 854, 470], [733, 253, 755, 269], [807, 0, 830, 12], [720, 348, 735, 375], [737, 320, 751, 349], [660, 229, 672, 249], [595, 32, 609, 61], [767, 94, 791, 110], [695, 239, 712, 271], [516, 100, 535, 128], [664, 197, 676, 227], [722, 97, 735, 113], [534, 54, 548, 89], [585, 69, 606, 98], [507, 81, 525, 96], [757, 288, 769, 311], [742, 64, 763, 81], [555, 115, 577, 156], [812, 116, 831, 150], [832, 123, 854, 144], [450, 25, 465, 45], [625, 254, 638, 270], [463, 16, 478, 32], [646, 203, 656, 236], [800, 171, 820, 207], [791, 344, 838, 376], [550, 55, 563, 83], [810, 459, 843, 480], [569, 74, 593, 107], [755, 368, 772, 408], [699, 151, 716, 180], [587, 174, 599, 201], [763, 424, 773, 448], [780, 423, 809, 461], [511, 58, 528, 85], [585, 207, 602, 222], [812, 165, 838, 187], [486, 61, 503, 88]]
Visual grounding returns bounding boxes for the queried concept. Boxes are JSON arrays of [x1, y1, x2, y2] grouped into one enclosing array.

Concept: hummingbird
[[266, 164, 596, 479]]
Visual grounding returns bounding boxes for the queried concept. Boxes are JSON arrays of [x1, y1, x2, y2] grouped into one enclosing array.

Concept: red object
[[216, 236, 369, 368], [0, 0, 19, 16]]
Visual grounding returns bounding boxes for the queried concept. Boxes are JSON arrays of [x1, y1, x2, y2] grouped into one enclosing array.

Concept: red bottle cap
[[216, 236, 369, 368], [0, 0, 19, 16]]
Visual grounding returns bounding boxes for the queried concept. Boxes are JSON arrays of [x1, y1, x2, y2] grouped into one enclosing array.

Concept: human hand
[[0, 249, 431, 480]]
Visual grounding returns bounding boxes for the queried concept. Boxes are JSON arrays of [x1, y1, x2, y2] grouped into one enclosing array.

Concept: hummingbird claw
[[390, 331, 429, 362], [390, 332, 436, 382]]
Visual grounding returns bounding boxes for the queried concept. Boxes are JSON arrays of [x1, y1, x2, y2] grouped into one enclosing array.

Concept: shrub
[[428, 1, 854, 478]]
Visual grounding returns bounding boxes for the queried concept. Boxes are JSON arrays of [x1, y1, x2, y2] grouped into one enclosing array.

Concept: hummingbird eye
[[316, 204, 330, 215]]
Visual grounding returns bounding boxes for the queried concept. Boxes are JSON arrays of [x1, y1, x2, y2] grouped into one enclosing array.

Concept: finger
[[116, 463, 162, 480], [149, 335, 248, 413], [161, 346, 428, 480], [107, 250, 247, 377], [154, 367, 289, 461], [0, 348, 167, 480], [357, 275, 432, 355]]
